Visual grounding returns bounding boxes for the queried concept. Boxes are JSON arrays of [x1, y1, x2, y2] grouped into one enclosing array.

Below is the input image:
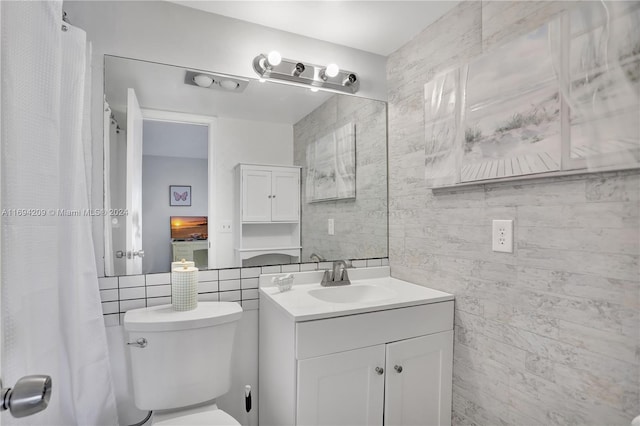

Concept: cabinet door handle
[[267, 195, 272, 198], [272, 194, 276, 198], [394, 365, 403, 373], [375, 367, 384, 375]]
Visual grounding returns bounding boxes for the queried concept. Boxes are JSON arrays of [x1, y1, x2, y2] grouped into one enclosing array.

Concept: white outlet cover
[[492, 219, 513, 253], [328, 218, 335, 236], [220, 220, 232, 233]]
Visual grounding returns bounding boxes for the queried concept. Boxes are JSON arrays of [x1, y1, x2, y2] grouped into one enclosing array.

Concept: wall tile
[[219, 268, 240, 280], [120, 287, 146, 300], [102, 301, 119, 315], [386, 1, 640, 424], [198, 293, 219, 302], [102, 259, 388, 328], [198, 270, 219, 282], [145, 273, 170, 286], [100, 289, 118, 302], [261, 265, 281, 274], [300, 262, 318, 271], [241, 278, 259, 290], [241, 289, 259, 300], [219, 290, 241, 302], [240, 267, 261, 279], [98, 277, 118, 290], [219, 279, 240, 292], [120, 299, 146, 312], [119, 275, 145, 288], [147, 296, 171, 307], [147, 285, 171, 298], [198, 281, 219, 293], [281, 264, 300, 273]]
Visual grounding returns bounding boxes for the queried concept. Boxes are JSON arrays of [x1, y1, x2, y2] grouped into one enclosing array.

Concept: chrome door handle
[[394, 365, 403, 373], [115, 250, 125, 258], [375, 367, 384, 375], [126, 250, 145, 259], [1, 375, 52, 418]]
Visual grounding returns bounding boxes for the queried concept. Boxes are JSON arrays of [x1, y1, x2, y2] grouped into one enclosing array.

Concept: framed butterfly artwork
[[169, 185, 191, 206]]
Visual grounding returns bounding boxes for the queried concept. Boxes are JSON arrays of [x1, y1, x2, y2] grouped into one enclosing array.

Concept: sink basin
[[308, 284, 397, 304]]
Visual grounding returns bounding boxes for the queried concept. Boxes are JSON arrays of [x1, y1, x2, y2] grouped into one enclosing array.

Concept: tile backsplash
[[99, 258, 389, 326]]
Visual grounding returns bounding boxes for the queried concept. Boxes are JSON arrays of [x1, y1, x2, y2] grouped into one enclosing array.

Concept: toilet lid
[[154, 408, 240, 426]]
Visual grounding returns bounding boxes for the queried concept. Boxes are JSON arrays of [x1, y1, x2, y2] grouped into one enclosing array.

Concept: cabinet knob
[[375, 367, 384, 375], [394, 365, 403, 373]]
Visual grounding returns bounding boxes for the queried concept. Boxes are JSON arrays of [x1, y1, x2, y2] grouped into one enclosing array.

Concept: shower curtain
[[1, 1, 118, 425]]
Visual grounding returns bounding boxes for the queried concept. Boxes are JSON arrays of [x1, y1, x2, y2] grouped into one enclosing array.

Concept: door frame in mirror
[[106, 108, 218, 273]]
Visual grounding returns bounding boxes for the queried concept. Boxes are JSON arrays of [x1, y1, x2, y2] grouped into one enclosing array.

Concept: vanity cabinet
[[260, 297, 454, 426], [234, 164, 301, 265]]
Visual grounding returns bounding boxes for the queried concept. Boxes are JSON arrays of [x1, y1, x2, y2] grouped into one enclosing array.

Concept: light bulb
[[219, 79, 240, 90], [193, 74, 214, 88], [325, 63, 339, 78], [267, 51, 282, 67]]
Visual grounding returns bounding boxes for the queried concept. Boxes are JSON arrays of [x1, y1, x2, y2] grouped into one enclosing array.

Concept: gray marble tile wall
[[386, 1, 639, 425], [98, 257, 389, 326], [293, 95, 388, 262]]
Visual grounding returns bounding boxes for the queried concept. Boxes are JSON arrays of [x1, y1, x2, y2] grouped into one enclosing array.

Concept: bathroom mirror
[[103, 55, 388, 276]]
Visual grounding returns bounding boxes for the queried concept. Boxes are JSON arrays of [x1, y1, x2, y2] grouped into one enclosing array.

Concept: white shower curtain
[[1, 1, 118, 425]]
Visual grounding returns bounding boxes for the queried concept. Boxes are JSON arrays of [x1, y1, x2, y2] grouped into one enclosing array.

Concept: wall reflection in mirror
[[103, 55, 388, 276]]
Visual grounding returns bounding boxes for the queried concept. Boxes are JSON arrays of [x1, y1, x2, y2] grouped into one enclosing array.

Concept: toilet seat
[[153, 405, 240, 426]]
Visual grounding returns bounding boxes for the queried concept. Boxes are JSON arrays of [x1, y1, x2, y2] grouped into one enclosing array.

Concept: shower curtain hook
[[61, 10, 70, 32]]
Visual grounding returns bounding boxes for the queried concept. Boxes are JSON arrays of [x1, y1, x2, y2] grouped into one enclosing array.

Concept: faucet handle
[[321, 270, 332, 286]]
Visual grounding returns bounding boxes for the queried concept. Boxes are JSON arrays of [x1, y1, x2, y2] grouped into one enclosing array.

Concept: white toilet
[[124, 302, 243, 425]]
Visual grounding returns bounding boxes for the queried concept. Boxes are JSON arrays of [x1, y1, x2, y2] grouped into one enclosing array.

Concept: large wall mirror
[[103, 55, 388, 276]]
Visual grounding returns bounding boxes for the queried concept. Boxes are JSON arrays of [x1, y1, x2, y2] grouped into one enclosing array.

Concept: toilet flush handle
[[127, 338, 147, 348]]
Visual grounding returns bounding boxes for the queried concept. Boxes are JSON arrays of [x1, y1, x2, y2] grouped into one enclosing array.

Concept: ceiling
[[167, 1, 459, 56], [104, 55, 334, 127]]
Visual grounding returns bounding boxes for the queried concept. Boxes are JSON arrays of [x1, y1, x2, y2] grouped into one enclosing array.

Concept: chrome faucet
[[310, 252, 325, 262], [321, 260, 351, 286]]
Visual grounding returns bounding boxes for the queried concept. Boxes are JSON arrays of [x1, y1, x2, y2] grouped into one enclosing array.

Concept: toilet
[[124, 302, 243, 425]]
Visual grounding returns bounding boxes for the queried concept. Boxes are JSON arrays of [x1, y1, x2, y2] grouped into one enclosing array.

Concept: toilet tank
[[124, 302, 243, 411]]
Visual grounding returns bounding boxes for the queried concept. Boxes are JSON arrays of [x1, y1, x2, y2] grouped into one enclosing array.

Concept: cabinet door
[[384, 331, 453, 426], [271, 170, 299, 221], [297, 345, 385, 426], [242, 169, 272, 222]]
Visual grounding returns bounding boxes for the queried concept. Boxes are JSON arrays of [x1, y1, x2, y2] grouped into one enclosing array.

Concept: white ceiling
[[104, 55, 334, 127], [167, 1, 459, 56]]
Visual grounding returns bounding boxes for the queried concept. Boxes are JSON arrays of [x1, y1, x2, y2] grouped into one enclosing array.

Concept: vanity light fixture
[[252, 52, 359, 94], [184, 70, 249, 93]]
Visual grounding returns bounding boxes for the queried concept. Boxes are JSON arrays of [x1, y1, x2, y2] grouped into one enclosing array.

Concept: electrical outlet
[[492, 219, 513, 253], [220, 221, 232, 233], [328, 218, 335, 236]]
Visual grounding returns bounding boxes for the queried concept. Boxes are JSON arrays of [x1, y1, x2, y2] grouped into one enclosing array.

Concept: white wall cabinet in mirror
[[103, 55, 388, 276], [241, 166, 300, 222], [235, 164, 301, 266]]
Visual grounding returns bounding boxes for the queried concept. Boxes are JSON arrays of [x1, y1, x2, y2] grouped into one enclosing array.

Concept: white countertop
[[259, 267, 454, 322]]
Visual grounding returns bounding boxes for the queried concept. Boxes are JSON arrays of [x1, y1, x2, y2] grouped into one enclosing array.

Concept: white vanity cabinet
[[234, 164, 301, 265], [259, 294, 454, 426]]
